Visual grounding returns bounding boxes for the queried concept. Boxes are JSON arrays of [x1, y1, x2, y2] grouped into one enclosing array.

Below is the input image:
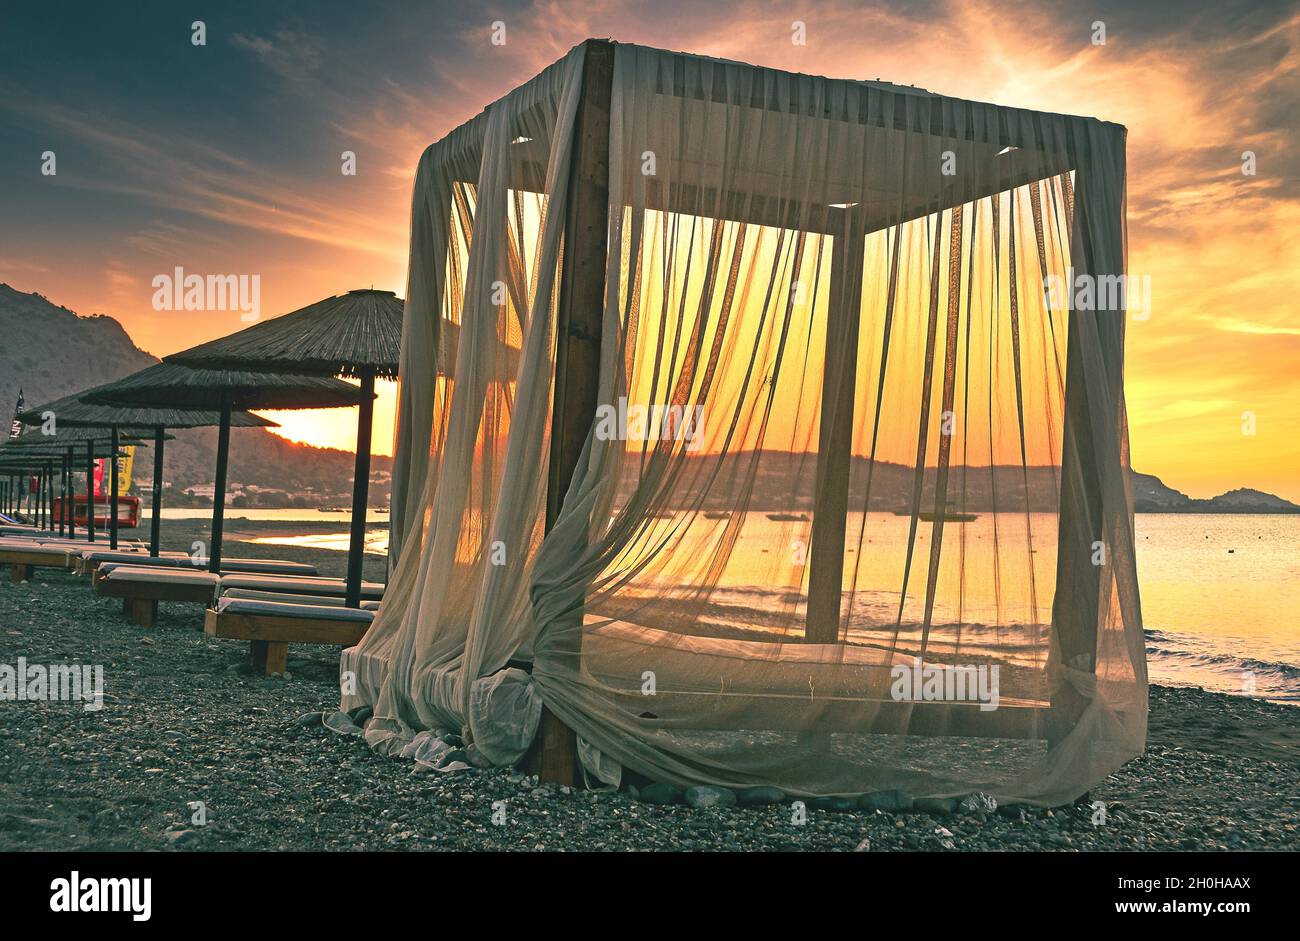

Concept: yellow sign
[[117, 447, 134, 494]]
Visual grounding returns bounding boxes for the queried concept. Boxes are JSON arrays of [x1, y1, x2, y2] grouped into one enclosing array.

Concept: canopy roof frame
[[407, 39, 1131, 790]]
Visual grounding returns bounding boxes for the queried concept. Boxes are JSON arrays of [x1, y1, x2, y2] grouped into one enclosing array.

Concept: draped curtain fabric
[[347, 41, 1145, 804], [342, 45, 585, 763]]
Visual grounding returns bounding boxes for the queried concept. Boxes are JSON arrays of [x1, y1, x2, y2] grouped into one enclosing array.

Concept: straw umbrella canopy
[[164, 290, 526, 606], [165, 288, 404, 379], [165, 289, 405, 607], [18, 388, 276, 554], [83, 364, 364, 572]]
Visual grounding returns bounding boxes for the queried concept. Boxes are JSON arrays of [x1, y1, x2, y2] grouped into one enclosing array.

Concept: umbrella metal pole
[[345, 368, 375, 608], [85, 440, 95, 543], [209, 394, 232, 573], [58, 454, 65, 536], [150, 426, 165, 557], [109, 426, 120, 549], [42, 463, 50, 529], [64, 447, 75, 539]]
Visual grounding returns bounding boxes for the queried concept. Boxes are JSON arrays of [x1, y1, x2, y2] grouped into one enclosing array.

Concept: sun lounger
[[205, 597, 374, 674], [216, 573, 383, 599], [95, 565, 223, 626], [0, 542, 86, 582], [74, 551, 318, 577], [2, 536, 111, 549], [220, 587, 381, 610], [92, 564, 383, 626], [579, 617, 1051, 740]]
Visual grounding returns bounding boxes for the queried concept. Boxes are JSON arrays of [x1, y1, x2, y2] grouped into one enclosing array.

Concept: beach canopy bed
[[341, 40, 1145, 805]]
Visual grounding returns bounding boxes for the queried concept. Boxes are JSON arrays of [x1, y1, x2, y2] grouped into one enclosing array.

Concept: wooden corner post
[[345, 367, 376, 608], [1048, 145, 1126, 746], [531, 38, 615, 786], [805, 213, 866, 643]]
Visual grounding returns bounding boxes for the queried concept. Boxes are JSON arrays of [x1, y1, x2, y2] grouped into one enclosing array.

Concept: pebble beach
[[2, 519, 1296, 852]]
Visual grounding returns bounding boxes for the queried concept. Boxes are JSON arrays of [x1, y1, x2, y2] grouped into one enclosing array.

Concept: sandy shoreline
[[1, 520, 1296, 851]]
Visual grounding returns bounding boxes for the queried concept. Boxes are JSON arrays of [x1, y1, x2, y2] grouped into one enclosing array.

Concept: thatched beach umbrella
[[83, 364, 364, 572], [165, 289, 524, 606], [19, 389, 274, 555], [3, 426, 146, 541], [165, 289, 402, 608], [0, 447, 79, 528]]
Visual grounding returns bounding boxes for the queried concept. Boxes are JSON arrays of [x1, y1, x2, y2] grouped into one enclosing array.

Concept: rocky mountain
[[0, 283, 391, 504], [1190, 488, 1300, 514]]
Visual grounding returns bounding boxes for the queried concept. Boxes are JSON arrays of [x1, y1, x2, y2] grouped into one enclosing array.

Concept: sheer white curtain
[[341, 44, 585, 764], [527, 44, 1144, 804]]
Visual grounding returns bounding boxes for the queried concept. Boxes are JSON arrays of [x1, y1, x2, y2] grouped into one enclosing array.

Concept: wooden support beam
[[345, 368, 375, 608], [804, 214, 866, 643], [63, 447, 74, 539], [533, 38, 615, 787], [150, 426, 165, 557], [249, 640, 288, 676], [208, 394, 232, 573], [109, 425, 120, 550], [44, 461, 54, 531], [1047, 161, 1125, 745], [84, 441, 95, 543], [127, 598, 158, 628]]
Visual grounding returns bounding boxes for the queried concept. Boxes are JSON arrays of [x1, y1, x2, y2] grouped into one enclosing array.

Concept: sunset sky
[[1, 1, 1296, 499]]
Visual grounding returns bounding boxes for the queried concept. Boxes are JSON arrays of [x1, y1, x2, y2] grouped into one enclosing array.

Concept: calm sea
[[216, 508, 1298, 704]]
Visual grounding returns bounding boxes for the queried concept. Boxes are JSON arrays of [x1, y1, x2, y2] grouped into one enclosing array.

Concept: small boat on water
[[703, 511, 731, 520], [766, 512, 809, 522], [318, 506, 347, 513]]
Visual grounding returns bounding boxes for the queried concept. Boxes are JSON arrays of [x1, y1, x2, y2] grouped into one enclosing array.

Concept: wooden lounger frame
[[204, 608, 370, 675], [0, 547, 73, 582], [95, 573, 217, 627]]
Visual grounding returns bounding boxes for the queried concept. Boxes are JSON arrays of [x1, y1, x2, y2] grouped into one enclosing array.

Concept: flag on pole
[[9, 388, 23, 439]]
